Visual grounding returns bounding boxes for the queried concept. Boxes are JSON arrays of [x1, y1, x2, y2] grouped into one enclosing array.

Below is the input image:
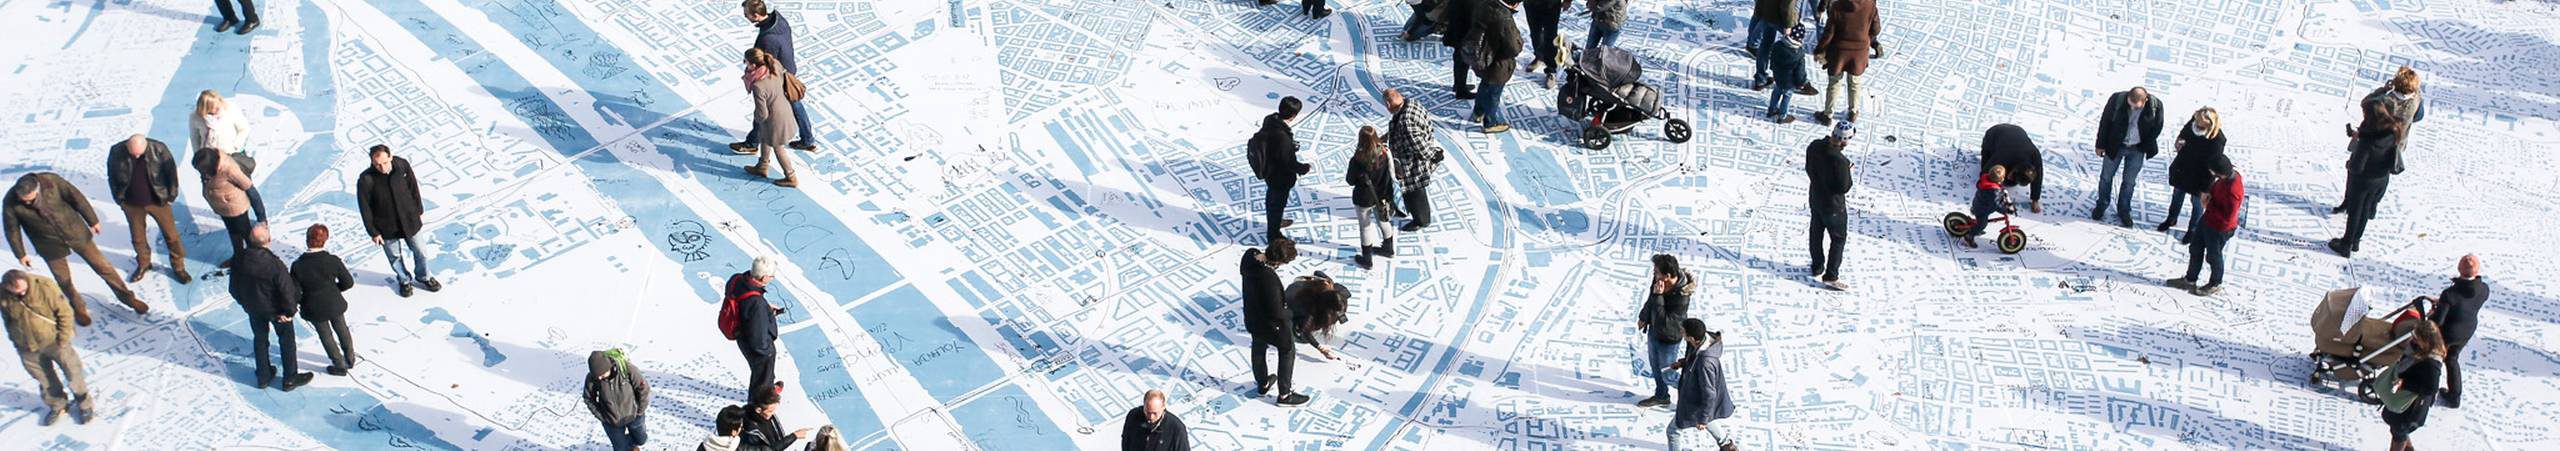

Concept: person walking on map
[[213, 0, 259, 35], [106, 134, 192, 285], [1812, 0, 1880, 126], [1635, 254, 1693, 408], [1671, 318, 1738, 451], [2089, 87, 2164, 228], [742, 48, 802, 188], [232, 224, 312, 391], [1251, 98, 1312, 241], [733, 0, 819, 153], [2329, 67, 2423, 258], [1471, 1, 1524, 133], [2, 270, 93, 425], [358, 145, 445, 296], [1240, 243, 1311, 406], [586, 349, 653, 451], [1803, 122, 1856, 290], [7, 172, 148, 324], [1382, 89, 1445, 232], [291, 225, 359, 376]]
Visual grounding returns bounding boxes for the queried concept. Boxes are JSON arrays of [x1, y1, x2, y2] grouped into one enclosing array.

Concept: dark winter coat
[[1754, 0, 1800, 25], [1387, 103, 1444, 190], [1253, 114, 1311, 184], [1348, 153, 1396, 208], [1439, 0, 1478, 48], [1803, 138, 1855, 212], [728, 273, 779, 357], [357, 157, 427, 240], [1238, 253, 1290, 344], [230, 245, 300, 319], [1475, 2, 1524, 86], [1588, 0, 1629, 29], [290, 251, 355, 322], [754, 14, 800, 74], [2348, 87, 2420, 178], [1637, 271, 1696, 344], [2430, 276, 2489, 347], [1120, 407, 1193, 451], [2166, 123, 2227, 193], [741, 414, 799, 451], [4, 173, 101, 260], [1817, 0, 1879, 76], [2094, 91, 2166, 158], [585, 351, 653, 427], [106, 138, 181, 206], [1672, 340, 1734, 428], [1286, 274, 1350, 336], [1979, 124, 2045, 205]]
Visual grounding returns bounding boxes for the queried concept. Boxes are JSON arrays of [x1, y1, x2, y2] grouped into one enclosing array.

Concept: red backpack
[[718, 273, 762, 341]]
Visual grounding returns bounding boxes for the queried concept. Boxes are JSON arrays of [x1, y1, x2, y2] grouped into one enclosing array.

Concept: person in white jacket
[[191, 90, 266, 223]]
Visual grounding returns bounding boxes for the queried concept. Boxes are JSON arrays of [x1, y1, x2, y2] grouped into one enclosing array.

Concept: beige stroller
[[2307, 287, 2431, 403]]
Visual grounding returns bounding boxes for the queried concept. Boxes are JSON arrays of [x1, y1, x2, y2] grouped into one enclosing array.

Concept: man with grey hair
[[2, 270, 92, 425], [724, 256, 786, 398], [8, 172, 146, 325], [230, 224, 311, 391], [107, 134, 190, 284]]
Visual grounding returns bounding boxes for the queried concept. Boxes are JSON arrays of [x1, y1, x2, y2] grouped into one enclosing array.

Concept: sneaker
[[1635, 395, 1670, 408], [1276, 392, 1311, 406], [1256, 380, 1274, 396], [1813, 112, 1833, 126], [1822, 279, 1850, 291], [789, 141, 816, 151], [236, 20, 259, 35], [280, 372, 314, 391], [745, 165, 768, 178], [2166, 278, 2195, 289], [1773, 114, 1797, 124], [2191, 284, 2222, 297], [2154, 221, 2174, 232], [397, 283, 415, 298], [1484, 124, 1510, 134], [1845, 112, 1860, 124], [420, 278, 443, 293], [729, 142, 756, 154], [1796, 85, 1819, 96], [2088, 208, 2104, 221], [217, 19, 238, 33], [1529, 61, 1549, 73]]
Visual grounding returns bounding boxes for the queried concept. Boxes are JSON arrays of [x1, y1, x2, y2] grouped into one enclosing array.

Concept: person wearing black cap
[[1804, 121, 1857, 290]]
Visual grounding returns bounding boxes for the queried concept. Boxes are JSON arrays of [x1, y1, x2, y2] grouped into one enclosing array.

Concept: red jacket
[[1975, 173, 2002, 190], [2203, 173, 2245, 232]]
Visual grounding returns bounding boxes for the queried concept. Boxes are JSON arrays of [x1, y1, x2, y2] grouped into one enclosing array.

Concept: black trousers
[[1808, 208, 1847, 281], [1451, 47, 1477, 95], [741, 348, 776, 398], [250, 318, 298, 383], [1265, 179, 1296, 239], [1402, 187, 1433, 227], [2340, 176, 2391, 248], [1250, 335, 1294, 396], [1301, 0, 1327, 15], [1526, 5, 1563, 70], [2443, 340, 2467, 406], [216, 0, 259, 23]]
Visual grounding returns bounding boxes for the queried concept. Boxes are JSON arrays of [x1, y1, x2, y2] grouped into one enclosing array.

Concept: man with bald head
[[2427, 254, 2489, 409], [107, 134, 190, 284], [230, 224, 310, 391], [1121, 389, 1191, 450], [8, 173, 147, 326], [1382, 89, 1444, 232]]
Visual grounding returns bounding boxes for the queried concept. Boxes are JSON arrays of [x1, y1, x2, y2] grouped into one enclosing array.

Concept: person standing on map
[[1803, 122, 1855, 291], [106, 134, 191, 285], [232, 224, 312, 391], [1401, 0, 1443, 42], [2089, 87, 2164, 228], [586, 349, 653, 451], [193, 90, 268, 224], [2328, 67, 2423, 258], [2425, 254, 2488, 409], [1671, 318, 1737, 451], [1239, 243, 1311, 406], [1383, 89, 1444, 232], [2166, 156, 2241, 297], [1472, 0, 1524, 133], [1252, 97, 1312, 241], [1762, 26, 1810, 124], [7, 172, 147, 324], [1978, 124, 2046, 214], [728, 257, 785, 399], [2376, 321, 2445, 451], [733, 0, 818, 153], [1585, 0, 1628, 50], [699, 405, 746, 451], [741, 388, 813, 450], [1749, 0, 1801, 90], [358, 145, 444, 296], [2158, 107, 2225, 240], [1122, 389, 1193, 450], [1349, 127, 1400, 269], [1302, 0, 1333, 19], [291, 225, 358, 376], [2, 270, 93, 425], [1812, 0, 1879, 126], [213, 0, 259, 35], [1635, 254, 1693, 408], [1523, 0, 1567, 88]]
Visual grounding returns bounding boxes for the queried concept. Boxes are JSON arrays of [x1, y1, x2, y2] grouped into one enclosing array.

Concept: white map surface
[[1, 0, 2556, 449]]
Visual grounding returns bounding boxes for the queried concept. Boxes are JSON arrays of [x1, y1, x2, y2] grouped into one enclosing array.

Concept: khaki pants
[[45, 240, 136, 322], [120, 203, 185, 271], [18, 344, 90, 412]]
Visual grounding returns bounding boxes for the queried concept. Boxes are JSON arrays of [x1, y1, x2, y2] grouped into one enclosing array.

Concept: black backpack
[[1246, 130, 1271, 180]]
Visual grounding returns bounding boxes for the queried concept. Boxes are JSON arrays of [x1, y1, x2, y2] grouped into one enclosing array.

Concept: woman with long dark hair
[[1286, 272, 1350, 361]]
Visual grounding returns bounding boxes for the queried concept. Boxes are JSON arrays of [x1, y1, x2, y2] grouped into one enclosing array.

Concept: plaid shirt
[[1388, 103, 1443, 189]]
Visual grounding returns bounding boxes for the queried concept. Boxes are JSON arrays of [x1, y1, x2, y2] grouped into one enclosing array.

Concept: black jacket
[[754, 14, 799, 74], [728, 274, 780, 356], [2347, 92, 2406, 179], [1474, 2, 1524, 85], [1439, 0, 1478, 48], [2430, 276, 2489, 346], [1980, 124, 2045, 204], [1238, 253, 1290, 344], [2166, 123, 2227, 193], [741, 413, 799, 451], [357, 157, 427, 240], [1254, 114, 1310, 184], [1120, 407, 1192, 451], [1348, 154, 1395, 208], [291, 251, 356, 321], [1637, 271, 1696, 343], [230, 246, 300, 319], [2094, 91, 2165, 157], [106, 138, 181, 206], [1803, 137, 1854, 211]]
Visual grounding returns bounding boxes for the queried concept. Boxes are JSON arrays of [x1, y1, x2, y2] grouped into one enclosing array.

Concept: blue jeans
[[1645, 339, 1680, 399], [1966, 192, 2006, 238], [1588, 22, 1621, 50], [2091, 150, 2148, 221], [1748, 19, 1783, 83], [2182, 227, 2231, 285], [382, 237, 431, 286], [2162, 191, 2205, 231], [1765, 61, 1800, 116], [1474, 79, 1509, 126], [243, 186, 269, 224], [1402, 7, 1434, 39], [601, 416, 648, 450]]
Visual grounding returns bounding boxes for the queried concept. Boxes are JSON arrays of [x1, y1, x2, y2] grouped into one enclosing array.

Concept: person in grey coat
[[1671, 318, 1737, 451], [587, 349, 653, 451], [743, 48, 800, 187]]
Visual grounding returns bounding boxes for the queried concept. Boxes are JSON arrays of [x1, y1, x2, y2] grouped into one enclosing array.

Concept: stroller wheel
[[1581, 125, 1612, 150], [1941, 213, 1974, 237], [1998, 228, 2028, 254], [1665, 119, 1693, 143]]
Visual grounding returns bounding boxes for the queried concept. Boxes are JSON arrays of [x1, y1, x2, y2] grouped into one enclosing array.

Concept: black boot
[[1377, 238, 1397, 257]]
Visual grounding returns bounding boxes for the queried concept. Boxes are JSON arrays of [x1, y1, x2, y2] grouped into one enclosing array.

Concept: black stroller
[[1556, 46, 1692, 149]]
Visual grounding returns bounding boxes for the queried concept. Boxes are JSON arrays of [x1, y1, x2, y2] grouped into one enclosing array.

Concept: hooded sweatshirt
[[584, 350, 651, 426]]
